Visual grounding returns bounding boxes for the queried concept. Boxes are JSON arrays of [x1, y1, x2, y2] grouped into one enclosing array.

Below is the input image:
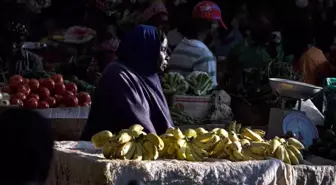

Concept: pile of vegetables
[[162, 71, 213, 96], [0, 74, 91, 108]]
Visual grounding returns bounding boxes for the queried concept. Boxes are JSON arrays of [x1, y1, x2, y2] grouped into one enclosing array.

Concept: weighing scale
[[267, 78, 322, 147]]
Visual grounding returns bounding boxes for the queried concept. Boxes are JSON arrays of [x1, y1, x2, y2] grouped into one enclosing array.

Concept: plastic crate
[[324, 78, 336, 128]]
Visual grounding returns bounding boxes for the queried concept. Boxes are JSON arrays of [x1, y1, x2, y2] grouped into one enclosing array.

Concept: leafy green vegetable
[[186, 71, 213, 96]]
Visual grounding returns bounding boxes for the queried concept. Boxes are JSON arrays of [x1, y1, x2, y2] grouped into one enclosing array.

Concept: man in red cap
[[169, 1, 227, 87]]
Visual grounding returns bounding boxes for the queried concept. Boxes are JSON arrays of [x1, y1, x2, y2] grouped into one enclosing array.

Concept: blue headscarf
[[81, 25, 173, 140]]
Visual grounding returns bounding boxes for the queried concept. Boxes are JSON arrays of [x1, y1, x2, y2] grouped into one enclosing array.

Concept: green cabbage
[[186, 71, 213, 96], [162, 72, 189, 95]]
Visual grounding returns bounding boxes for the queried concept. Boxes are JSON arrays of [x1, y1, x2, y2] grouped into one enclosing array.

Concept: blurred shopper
[[0, 108, 54, 185], [81, 25, 173, 140], [139, 1, 170, 32], [169, 1, 228, 87]]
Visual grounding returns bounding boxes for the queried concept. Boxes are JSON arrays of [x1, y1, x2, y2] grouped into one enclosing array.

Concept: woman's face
[[159, 37, 168, 71]]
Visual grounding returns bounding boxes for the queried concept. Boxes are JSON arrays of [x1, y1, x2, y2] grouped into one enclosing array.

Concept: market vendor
[[81, 25, 173, 140], [168, 1, 227, 87]]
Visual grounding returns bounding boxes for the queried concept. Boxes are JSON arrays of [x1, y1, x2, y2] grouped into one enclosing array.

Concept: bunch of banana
[[91, 130, 114, 148], [271, 137, 305, 165]]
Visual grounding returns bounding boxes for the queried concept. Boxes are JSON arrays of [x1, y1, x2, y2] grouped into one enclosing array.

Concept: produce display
[[1, 74, 91, 108], [309, 129, 336, 161], [92, 122, 305, 165], [161, 71, 213, 96]]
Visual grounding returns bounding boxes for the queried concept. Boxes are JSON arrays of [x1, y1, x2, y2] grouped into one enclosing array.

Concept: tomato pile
[[1, 74, 91, 109]]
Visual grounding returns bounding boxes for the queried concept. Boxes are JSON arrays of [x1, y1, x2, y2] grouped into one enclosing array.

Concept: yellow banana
[[117, 132, 133, 144], [143, 141, 159, 160], [145, 133, 164, 150], [124, 141, 136, 160], [129, 130, 145, 138], [173, 128, 185, 139], [188, 143, 203, 161], [190, 142, 209, 159], [212, 140, 226, 156], [279, 138, 286, 144], [91, 130, 113, 148], [275, 145, 285, 161], [283, 149, 291, 164], [235, 123, 242, 133], [240, 139, 251, 146], [232, 150, 244, 161], [241, 128, 263, 142], [241, 148, 255, 161], [194, 132, 215, 143], [166, 143, 176, 155], [184, 128, 197, 138], [176, 138, 187, 149], [249, 141, 270, 148], [176, 140, 187, 160], [286, 144, 303, 161], [248, 146, 267, 156], [133, 143, 143, 161], [216, 128, 229, 138], [268, 138, 282, 155], [195, 127, 208, 135], [229, 141, 242, 152], [252, 129, 266, 138], [129, 124, 144, 131], [211, 128, 220, 133], [286, 147, 300, 165], [228, 122, 236, 132], [160, 133, 176, 143], [165, 127, 174, 134], [185, 143, 196, 161], [241, 135, 252, 141], [102, 142, 116, 159], [228, 131, 240, 142], [287, 137, 305, 150]]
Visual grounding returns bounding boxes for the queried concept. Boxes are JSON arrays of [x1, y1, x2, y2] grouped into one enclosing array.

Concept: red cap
[[192, 1, 227, 30]]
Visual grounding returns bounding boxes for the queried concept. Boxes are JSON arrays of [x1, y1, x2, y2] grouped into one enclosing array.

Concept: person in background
[[168, 1, 228, 87], [81, 25, 172, 140], [138, 1, 170, 32], [0, 109, 54, 185]]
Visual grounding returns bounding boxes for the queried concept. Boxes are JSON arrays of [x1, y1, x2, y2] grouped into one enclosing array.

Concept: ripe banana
[[91, 130, 113, 148], [241, 128, 263, 142], [279, 138, 286, 144], [184, 129, 197, 138], [166, 143, 176, 155], [117, 132, 133, 144], [129, 130, 146, 138], [130, 124, 144, 131], [287, 137, 305, 150], [216, 128, 229, 138], [228, 131, 240, 142], [160, 133, 176, 143], [133, 143, 143, 161], [195, 132, 215, 143], [252, 129, 266, 138], [190, 142, 208, 159], [145, 133, 164, 150], [229, 141, 242, 152], [275, 145, 285, 161], [195, 127, 208, 135], [117, 141, 134, 157], [173, 128, 185, 139], [166, 127, 174, 134], [176, 138, 187, 149], [248, 146, 267, 156], [188, 143, 202, 161], [249, 141, 270, 148], [102, 142, 116, 159], [268, 138, 282, 155], [286, 147, 300, 165], [185, 143, 196, 161], [232, 150, 244, 161], [176, 140, 187, 160], [286, 144, 303, 161], [143, 141, 159, 160], [124, 142, 136, 160], [240, 139, 251, 146], [283, 148, 291, 164]]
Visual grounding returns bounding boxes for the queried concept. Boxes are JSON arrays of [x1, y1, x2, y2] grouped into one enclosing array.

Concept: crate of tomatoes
[[0, 74, 92, 118]]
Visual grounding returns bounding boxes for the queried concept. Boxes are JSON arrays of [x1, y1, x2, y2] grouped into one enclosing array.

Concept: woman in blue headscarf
[[81, 25, 173, 140]]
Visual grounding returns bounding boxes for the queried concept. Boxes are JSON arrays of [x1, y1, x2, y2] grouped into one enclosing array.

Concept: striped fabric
[[168, 38, 217, 86]]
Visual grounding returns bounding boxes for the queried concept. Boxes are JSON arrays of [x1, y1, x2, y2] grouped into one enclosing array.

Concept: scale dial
[[283, 112, 319, 147]]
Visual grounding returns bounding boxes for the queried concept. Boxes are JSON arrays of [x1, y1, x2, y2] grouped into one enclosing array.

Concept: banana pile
[[91, 124, 164, 161], [91, 122, 305, 165]]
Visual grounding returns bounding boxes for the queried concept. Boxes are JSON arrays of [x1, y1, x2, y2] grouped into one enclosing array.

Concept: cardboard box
[[172, 95, 212, 119]]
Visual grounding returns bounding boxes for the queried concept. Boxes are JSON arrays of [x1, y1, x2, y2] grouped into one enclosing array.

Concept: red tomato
[[54, 82, 66, 95], [9, 75, 24, 88], [54, 94, 63, 104], [1, 86, 11, 94], [63, 91, 74, 97], [80, 102, 90, 107], [77, 92, 91, 104], [42, 78, 55, 90], [17, 85, 28, 95], [28, 79, 40, 91], [28, 93, 40, 101], [12, 92, 26, 100], [24, 78, 30, 84], [38, 87, 50, 99], [64, 94, 78, 107], [10, 98, 23, 106], [65, 82, 77, 93], [38, 101, 49, 109], [39, 79, 45, 86], [44, 96, 56, 108], [51, 74, 64, 83], [24, 98, 38, 109], [24, 85, 31, 95]]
